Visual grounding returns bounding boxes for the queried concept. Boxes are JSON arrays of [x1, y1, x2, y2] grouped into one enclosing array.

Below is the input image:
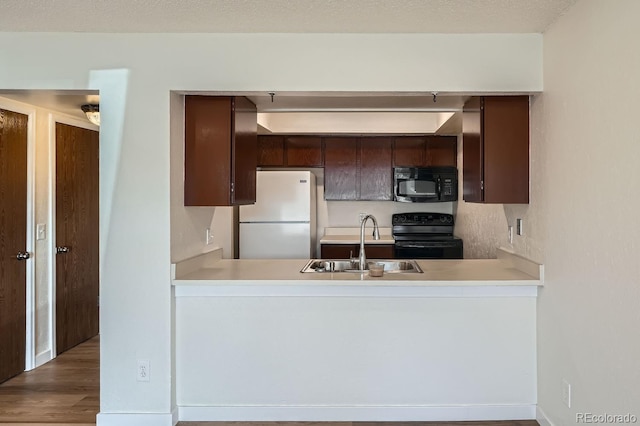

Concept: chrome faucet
[[359, 214, 380, 270]]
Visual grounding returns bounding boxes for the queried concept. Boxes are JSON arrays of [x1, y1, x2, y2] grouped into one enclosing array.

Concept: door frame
[[0, 97, 36, 371], [48, 113, 99, 358]]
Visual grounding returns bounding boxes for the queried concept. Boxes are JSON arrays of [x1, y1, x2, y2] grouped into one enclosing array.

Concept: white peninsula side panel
[[176, 294, 536, 421]]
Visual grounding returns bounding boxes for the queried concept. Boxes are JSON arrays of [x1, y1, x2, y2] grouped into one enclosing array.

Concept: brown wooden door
[[55, 123, 99, 355], [0, 108, 28, 383], [360, 137, 393, 200], [324, 137, 358, 200]]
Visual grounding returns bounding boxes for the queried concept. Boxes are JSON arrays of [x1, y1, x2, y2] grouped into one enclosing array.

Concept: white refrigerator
[[239, 171, 317, 259]]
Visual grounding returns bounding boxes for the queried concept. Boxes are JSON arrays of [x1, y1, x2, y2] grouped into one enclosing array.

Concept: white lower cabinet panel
[[176, 295, 536, 421]]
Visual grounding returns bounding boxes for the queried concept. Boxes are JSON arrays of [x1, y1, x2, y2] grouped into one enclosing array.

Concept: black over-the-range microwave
[[393, 167, 458, 202]]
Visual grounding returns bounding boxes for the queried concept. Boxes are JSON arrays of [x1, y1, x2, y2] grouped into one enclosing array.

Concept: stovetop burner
[[392, 212, 455, 237], [392, 212, 463, 259]]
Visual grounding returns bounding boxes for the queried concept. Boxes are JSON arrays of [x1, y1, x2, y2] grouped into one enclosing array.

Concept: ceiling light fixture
[[81, 104, 100, 126]]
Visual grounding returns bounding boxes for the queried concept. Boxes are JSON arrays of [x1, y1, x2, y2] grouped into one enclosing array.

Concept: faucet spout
[[359, 214, 380, 270]]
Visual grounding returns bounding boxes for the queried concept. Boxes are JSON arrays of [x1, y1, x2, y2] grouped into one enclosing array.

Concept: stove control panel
[[392, 213, 454, 226]]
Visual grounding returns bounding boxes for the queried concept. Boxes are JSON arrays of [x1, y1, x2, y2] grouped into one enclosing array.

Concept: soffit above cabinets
[[257, 112, 456, 135]]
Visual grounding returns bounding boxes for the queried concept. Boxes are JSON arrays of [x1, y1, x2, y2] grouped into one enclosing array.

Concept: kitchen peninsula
[[172, 249, 542, 422]]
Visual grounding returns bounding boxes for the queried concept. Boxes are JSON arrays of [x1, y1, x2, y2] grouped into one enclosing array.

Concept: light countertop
[[172, 248, 543, 289]]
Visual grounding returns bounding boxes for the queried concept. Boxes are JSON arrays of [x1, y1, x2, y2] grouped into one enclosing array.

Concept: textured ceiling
[[0, 0, 577, 33]]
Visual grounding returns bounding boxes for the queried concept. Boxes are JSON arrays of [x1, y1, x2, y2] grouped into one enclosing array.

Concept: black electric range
[[392, 212, 463, 259]]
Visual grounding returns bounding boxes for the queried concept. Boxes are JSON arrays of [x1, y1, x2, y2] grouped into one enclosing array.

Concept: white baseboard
[[179, 404, 536, 422], [97, 408, 178, 426], [35, 349, 53, 368], [537, 406, 555, 426]]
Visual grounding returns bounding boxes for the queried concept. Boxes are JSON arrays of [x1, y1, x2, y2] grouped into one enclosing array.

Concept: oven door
[[394, 240, 463, 259]]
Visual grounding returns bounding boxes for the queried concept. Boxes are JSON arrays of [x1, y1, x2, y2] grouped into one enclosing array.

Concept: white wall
[[176, 294, 537, 420], [505, 1, 640, 424], [0, 32, 542, 422]]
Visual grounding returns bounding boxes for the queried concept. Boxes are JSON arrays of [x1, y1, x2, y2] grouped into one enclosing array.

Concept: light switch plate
[[36, 223, 47, 240]]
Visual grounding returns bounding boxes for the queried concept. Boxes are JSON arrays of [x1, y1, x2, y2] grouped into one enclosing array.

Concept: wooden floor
[[0, 337, 537, 426], [0, 336, 99, 425]]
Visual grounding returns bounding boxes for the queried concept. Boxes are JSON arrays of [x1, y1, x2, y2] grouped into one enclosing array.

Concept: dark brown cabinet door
[[394, 137, 427, 166], [364, 244, 395, 259], [0, 108, 28, 383], [184, 96, 232, 205], [426, 136, 457, 167], [321, 244, 395, 259], [463, 96, 529, 204], [463, 97, 483, 202], [257, 135, 284, 166], [360, 137, 393, 200], [55, 123, 99, 355], [232, 97, 258, 205], [285, 136, 323, 167], [482, 97, 529, 203], [321, 244, 358, 259], [324, 137, 358, 200], [394, 136, 456, 167], [184, 96, 257, 206]]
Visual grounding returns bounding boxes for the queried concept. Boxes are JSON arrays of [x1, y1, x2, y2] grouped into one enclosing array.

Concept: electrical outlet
[[508, 226, 513, 244], [205, 228, 214, 245], [516, 218, 524, 236], [359, 213, 367, 223], [137, 359, 150, 382], [562, 379, 571, 407]]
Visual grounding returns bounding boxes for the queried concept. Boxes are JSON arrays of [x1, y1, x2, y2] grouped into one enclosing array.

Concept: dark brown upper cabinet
[[285, 136, 323, 167], [324, 137, 393, 201], [394, 137, 427, 166], [257, 135, 323, 167], [184, 95, 257, 206], [324, 137, 358, 200], [462, 96, 529, 204], [394, 136, 457, 167], [426, 136, 457, 166], [360, 137, 393, 200], [257, 135, 284, 166]]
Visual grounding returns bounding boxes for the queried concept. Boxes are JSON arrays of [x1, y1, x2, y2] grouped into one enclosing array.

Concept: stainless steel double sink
[[301, 259, 423, 273]]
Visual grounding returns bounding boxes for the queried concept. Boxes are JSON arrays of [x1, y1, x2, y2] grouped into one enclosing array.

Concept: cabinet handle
[[56, 246, 71, 254], [16, 251, 31, 261]]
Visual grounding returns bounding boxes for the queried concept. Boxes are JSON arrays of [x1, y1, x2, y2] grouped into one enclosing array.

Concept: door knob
[[16, 251, 31, 261], [56, 246, 70, 254]]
